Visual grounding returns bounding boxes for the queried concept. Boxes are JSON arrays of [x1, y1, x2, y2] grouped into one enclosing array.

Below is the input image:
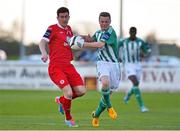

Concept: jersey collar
[[57, 23, 68, 30]]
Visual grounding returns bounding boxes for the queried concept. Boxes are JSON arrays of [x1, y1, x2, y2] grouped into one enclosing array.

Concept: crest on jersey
[[59, 80, 65, 84]]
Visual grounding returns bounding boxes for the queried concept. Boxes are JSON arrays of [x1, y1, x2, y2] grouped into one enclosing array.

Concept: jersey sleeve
[[140, 40, 151, 55], [92, 32, 97, 42], [42, 26, 52, 42], [100, 27, 117, 45]]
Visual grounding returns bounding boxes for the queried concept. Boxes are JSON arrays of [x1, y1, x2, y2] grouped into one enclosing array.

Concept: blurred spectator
[[77, 49, 98, 62]]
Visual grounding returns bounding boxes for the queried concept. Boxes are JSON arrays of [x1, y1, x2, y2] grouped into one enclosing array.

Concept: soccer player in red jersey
[[39, 7, 86, 127]]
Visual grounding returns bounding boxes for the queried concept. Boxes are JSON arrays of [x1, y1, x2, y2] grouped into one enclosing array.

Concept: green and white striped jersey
[[118, 37, 151, 63], [92, 26, 119, 62]]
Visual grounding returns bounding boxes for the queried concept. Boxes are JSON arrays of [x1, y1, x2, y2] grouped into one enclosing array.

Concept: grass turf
[[0, 90, 180, 130]]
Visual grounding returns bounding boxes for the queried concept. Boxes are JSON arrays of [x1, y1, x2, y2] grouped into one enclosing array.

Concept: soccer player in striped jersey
[[83, 12, 120, 127], [118, 27, 151, 112]]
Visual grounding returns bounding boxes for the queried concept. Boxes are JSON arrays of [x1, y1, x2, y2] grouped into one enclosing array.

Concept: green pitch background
[[0, 90, 180, 130]]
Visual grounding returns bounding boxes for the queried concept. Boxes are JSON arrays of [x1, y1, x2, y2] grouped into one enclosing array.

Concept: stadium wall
[[0, 61, 180, 92]]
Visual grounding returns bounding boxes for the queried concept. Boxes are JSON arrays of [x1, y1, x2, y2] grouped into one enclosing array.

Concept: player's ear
[[109, 17, 111, 23]]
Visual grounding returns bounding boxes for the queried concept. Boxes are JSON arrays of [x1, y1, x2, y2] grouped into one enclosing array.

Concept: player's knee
[[74, 86, 86, 97], [78, 86, 86, 96], [65, 91, 73, 99], [62, 85, 73, 99], [102, 81, 109, 89]]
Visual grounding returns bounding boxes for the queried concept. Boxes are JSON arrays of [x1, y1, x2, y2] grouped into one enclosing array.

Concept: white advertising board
[[0, 61, 180, 92]]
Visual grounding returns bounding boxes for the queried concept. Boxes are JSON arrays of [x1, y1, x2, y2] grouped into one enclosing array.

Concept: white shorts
[[96, 61, 121, 91], [124, 63, 142, 81]]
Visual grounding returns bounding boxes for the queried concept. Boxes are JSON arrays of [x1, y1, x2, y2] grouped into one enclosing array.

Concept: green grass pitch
[[0, 90, 180, 130]]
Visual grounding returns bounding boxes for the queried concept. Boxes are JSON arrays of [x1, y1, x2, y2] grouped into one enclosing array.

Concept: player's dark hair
[[99, 12, 111, 20], [57, 7, 69, 17], [130, 27, 137, 32]]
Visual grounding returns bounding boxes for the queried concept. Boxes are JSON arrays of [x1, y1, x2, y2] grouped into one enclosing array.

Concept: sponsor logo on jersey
[[101, 32, 110, 40]]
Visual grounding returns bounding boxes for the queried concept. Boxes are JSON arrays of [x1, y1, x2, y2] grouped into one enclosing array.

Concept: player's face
[[57, 12, 70, 28], [99, 16, 111, 31], [129, 29, 137, 40]]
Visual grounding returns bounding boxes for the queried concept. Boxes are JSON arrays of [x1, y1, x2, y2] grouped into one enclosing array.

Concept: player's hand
[[140, 52, 148, 61], [83, 34, 94, 42], [41, 54, 48, 63]]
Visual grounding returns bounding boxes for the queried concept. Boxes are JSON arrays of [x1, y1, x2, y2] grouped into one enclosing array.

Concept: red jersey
[[42, 23, 73, 66]]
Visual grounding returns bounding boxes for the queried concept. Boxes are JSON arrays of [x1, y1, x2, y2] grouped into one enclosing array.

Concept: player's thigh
[[96, 61, 109, 79], [109, 63, 121, 91], [67, 66, 86, 95], [124, 63, 136, 78], [48, 66, 69, 89], [72, 85, 86, 96], [97, 61, 110, 87], [66, 65, 84, 87]]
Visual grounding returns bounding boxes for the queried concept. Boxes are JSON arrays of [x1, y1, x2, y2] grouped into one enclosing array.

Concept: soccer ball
[[69, 36, 84, 49]]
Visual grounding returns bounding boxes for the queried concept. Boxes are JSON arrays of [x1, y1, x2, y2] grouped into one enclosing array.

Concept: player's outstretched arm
[[67, 35, 105, 49], [83, 41, 105, 48]]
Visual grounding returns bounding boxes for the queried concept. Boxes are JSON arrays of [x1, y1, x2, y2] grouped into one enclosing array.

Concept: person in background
[[118, 26, 151, 112]]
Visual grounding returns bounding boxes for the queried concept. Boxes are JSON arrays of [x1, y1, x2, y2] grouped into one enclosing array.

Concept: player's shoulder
[[119, 38, 126, 42], [66, 25, 73, 31], [66, 25, 72, 29], [47, 24, 58, 31], [107, 26, 116, 34], [122, 38, 129, 42], [49, 24, 57, 28], [118, 38, 127, 45], [95, 29, 101, 33], [94, 29, 101, 37], [136, 37, 144, 42]]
